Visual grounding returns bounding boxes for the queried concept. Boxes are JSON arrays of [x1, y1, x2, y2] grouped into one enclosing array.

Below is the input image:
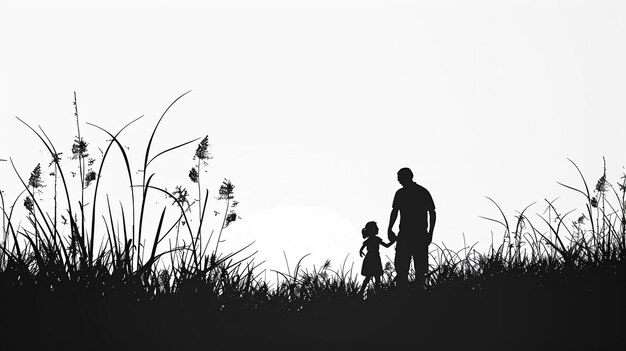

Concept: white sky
[[1, 0, 625, 278]]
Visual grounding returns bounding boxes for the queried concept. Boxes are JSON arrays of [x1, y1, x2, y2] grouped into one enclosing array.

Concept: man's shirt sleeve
[[426, 190, 435, 210], [392, 190, 400, 210]]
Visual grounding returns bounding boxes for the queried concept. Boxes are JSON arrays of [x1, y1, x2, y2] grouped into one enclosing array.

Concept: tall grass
[[0, 91, 255, 302], [426, 157, 625, 295], [0, 95, 624, 349]]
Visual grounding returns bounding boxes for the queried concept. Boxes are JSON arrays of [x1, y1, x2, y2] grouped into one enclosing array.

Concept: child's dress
[[361, 236, 383, 276]]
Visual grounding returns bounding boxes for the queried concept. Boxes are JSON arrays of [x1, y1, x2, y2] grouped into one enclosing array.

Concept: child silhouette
[[358, 221, 394, 297]]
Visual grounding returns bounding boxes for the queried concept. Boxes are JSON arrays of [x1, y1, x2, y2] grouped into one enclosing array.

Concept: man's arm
[[427, 209, 436, 243], [388, 208, 398, 243]]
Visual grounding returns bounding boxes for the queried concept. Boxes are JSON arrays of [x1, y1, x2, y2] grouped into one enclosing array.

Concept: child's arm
[[359, 243, 366, 257], [381, 240, 394, 248]]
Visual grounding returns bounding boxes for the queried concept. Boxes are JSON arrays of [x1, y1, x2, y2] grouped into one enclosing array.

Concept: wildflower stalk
[[27, 163, 43, 249], [214, 179, 235, 257], [52, 156, 59, 251], [40, 126, 76, 267], [16, 118, 85, 272], [617, 173, 626, 251], [191, 136, 211, 258], [30, 188, 37, 249], [214, 196, 230, 257], [72, 92, 89, 263], [197, 157, 202, 250]]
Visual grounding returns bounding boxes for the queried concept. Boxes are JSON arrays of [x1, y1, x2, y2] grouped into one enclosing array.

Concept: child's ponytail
[[362, 221, 377, 239]]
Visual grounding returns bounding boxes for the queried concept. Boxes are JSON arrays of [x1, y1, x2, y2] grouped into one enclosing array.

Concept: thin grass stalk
[[86, 116, 142, 270], [119, 203, 131, 275], [39, 127, 66, 262], [137, 173, 157, 266], [9, 160, 57, 253], [26, 214, 54, 258], [16, 118, 85, 265], [52, 156, 58, 256], [72, 92, 89, 264], [196, 158, 202, 250], [0, 189, 7, 267], [42, 211, 70, 274], [559, 158, 595, 239], [138, 184, 198, 267], [105, 196, 120, 268], [213, 196, 230, 258], [86, 122, 139, 270], [139, 90, 191, 270], [148, 207, 167, 270], [101, 216, 115, 269], [620, 176, 626, 250]]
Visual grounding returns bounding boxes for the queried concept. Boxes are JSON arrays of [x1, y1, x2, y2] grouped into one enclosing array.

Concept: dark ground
[[1, 273, 624, 351]]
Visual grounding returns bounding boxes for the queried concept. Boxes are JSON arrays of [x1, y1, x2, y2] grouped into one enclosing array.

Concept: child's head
[[361, 221, 379, 238]]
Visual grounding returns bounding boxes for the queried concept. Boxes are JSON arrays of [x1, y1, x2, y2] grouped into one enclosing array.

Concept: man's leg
[[394, 244, 410, 291], [413, 244, 429, 291]]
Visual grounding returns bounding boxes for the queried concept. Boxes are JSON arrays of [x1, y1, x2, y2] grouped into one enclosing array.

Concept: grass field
[[1, 94, 624, 350]]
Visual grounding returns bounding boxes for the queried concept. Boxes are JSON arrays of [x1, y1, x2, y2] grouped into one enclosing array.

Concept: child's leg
[[359, 276, 371, 295], [374, 275, 381, 292]]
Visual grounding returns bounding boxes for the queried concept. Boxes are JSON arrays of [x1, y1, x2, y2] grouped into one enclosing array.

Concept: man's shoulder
[[411, 182, 431, 194], [394, 183, 433, 203], [412, 183, 435, 206], [415, 183, 435, 208], [393, 187, 405, 199], [396, 183, 424, 197]]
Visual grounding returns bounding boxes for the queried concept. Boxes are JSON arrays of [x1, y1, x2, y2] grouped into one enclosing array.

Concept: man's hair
[[397, 167, 413, 181]]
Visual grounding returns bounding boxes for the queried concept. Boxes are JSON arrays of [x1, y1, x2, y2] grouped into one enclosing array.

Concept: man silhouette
[[388, 167, 436, 291]]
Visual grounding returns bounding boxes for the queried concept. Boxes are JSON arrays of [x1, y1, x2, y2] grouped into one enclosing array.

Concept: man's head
[[397, 167, 413, 186]]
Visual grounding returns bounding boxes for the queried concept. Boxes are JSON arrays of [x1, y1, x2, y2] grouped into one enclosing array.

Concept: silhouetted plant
[[0, 91, 252, 301]]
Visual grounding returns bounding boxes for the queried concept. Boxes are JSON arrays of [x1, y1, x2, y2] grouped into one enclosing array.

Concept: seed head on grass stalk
[[26, 163, 45, 245], [172, 186, 190, 207], [70, 92, 94, 265], [213, 179, 237, 256], [218, 179, 235, 200], [84, 171, 96, 188], [595, 158, 608, 194], [188, 167, 198, 183], [190, 135, 212, 253], [224, 211, 237, 228], [23, 196, 34, 213], [195, 136, 212, 161], [28, 164, 44, 190], [71, 138, 89, 160]]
